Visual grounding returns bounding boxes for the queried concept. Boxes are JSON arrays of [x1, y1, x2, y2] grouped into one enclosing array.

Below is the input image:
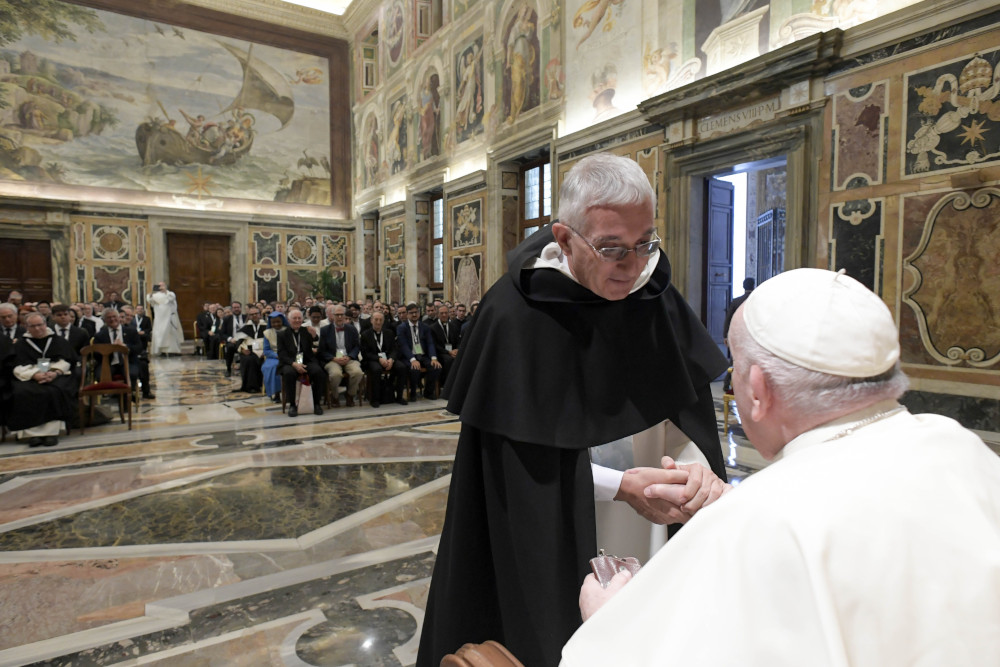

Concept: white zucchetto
[[742, 268, 900, 378]]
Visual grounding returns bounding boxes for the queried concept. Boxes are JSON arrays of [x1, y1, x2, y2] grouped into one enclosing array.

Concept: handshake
[[614, 456, 731, 526]]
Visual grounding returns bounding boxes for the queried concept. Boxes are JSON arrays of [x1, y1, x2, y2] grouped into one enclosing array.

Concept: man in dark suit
[[396, 302, 441, 400], [50, 304, 90, 359], [318, 305, 363, 407], [94, 308, 150, 398], [277, 308, 325, 417], [0, 303, 25, 342], [220, 301, 246, 377], [359, 311, 406, 407], [195, 302, 218, 358], [123, 305, 154, 399], [101, 291, 126, 312], [429, 304, 462, 388]]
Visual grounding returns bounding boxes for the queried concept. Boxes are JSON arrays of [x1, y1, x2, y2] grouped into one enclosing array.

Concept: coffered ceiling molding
[[183, 0, 350, 39]]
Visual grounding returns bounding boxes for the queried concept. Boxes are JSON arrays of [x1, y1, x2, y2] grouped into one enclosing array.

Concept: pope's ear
[[551, 222, 573, 256]]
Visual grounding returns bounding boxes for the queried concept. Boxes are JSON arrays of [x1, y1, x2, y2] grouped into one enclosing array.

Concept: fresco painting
[[417, 68, 441, 161], [502, 5, 541, 124], [0, 1, 331, 204], [454, 36, 485, 144], [386, 93, 408, 174]]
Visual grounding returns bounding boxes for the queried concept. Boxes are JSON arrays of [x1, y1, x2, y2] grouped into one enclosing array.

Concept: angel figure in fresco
[[505, 5, 538, 123], [642, 43, 678, 96], [364, 117, 380, 187], [419, 72, 441, 160], [455, 45, 483, 134], [545, 58, 565, 100], [573, 0, 625, 49]]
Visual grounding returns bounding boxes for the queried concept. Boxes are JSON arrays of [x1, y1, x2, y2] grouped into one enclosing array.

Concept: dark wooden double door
[[166, 233, 230, 339], [0, 239, 53, 303]]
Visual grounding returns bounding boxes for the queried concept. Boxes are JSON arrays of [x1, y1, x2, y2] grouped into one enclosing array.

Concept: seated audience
[[359, 311, 406, 407], [79, 304, 103, 337], [6, 290, 23, 306], [101, 291, 126, 312], [561, 268, 1000, 666], [306, 306, 324, 354], [7, 313, 78, 447], [429, 304, 461, 387], [277, 308, 325, 417], [122, 305, 154, 399], [396, 302, 440, 400], [318, 305, 363, 407]]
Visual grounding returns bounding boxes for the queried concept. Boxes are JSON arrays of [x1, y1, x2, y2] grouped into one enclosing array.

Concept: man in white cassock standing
[[147, 282, 183, 356], [562, 268, 1000, 667]]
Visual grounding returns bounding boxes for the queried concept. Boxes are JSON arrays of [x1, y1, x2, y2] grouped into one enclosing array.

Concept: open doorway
[[704, 157, 787, 350]]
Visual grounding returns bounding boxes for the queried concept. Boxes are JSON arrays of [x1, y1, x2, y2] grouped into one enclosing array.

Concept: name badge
[[336, 348, 346, 358], [413, 342, 424, 355], [37, 358, 51, 373], [210, 325, 216, 334], [445, 343, 453, 352], [295, 353, 304, 364], [378, 352, 387, 360]]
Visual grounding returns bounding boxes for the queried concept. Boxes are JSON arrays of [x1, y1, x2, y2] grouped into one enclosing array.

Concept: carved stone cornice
[[182, 0, 350, 39], [637, 30, 843, 126]]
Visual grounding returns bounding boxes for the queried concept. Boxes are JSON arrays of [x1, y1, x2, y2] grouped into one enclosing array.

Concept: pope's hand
[[579, 569, 632, 622]]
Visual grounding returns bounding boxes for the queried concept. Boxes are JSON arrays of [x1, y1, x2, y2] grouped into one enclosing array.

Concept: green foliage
[[0, 0, 104, 48], [312, 268, 344, 302]]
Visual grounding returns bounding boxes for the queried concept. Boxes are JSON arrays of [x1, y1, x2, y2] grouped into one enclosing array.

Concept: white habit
[[147, 290, 184, 355], [562, 401, 1000, 666]]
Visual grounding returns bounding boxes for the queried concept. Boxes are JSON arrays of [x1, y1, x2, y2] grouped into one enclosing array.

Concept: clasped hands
[[32, 370, 60, 384], [614, 456, 731, 525]]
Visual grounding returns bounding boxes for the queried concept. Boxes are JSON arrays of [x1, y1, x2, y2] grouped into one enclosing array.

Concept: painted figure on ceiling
[[386, 97, 407, 174]]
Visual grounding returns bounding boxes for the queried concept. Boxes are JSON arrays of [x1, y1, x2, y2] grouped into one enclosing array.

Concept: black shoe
[[225, 370, 232, 377], [314, 406, 324, 416], [288, 406, 298, 417], [371, 400, 380, 408], [27, 437, 44, 447], [396, 397, 408, 406], [143, 393, 156, 400], [41, 436, 58, 447], [423, 392, 435, 400], [271, 394, 281, 403]]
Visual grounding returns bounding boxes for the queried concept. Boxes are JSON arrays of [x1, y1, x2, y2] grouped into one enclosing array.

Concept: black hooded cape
[[416, 227, 728, 666], [8, 333, 78, 432]]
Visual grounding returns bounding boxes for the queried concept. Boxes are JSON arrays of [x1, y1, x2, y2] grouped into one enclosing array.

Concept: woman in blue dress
[[262, 312, 287, 402]]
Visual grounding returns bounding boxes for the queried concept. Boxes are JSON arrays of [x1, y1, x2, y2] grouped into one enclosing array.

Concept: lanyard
[[375, 332, 383, 349], [293, 329, 301, 354], [26, 337, 53, 358], [412, 324, 419, 345]]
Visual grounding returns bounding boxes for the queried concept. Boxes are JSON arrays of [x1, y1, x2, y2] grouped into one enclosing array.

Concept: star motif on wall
[[185, 167, 213, 198], [958, 119, 989, 148]]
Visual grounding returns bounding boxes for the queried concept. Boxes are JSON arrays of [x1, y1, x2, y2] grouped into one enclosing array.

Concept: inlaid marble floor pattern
[[5, 356, 983, 666]]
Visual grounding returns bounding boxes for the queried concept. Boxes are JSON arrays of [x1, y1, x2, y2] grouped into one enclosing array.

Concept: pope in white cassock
[[562, 268, 1000, 667], [147, 282, 184, 355]]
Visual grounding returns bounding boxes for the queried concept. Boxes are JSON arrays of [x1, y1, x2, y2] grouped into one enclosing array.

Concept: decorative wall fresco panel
[[833, 81, 887, 190], [901, 188, 1000, 368], [452, 199, 483, 249]]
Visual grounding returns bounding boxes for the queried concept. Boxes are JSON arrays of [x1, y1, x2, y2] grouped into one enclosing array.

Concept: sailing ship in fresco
[[135, 43, 294, 166]]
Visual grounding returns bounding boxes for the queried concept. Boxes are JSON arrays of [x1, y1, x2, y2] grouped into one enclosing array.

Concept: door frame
[[663, 110, 822, 321], [0, 220, 70, 303], [148, 215, 248, 303]]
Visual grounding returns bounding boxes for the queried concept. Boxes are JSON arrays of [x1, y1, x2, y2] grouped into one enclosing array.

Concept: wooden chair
[[191, 321, 202, 356], [441, 641, 524, 667], [78, 343, 133, 432]]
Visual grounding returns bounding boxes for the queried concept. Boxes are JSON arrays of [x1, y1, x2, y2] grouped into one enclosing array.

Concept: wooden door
[[705, 178, 734, 353], [0, 238, 52, 303], [166, 233, 231, 339]]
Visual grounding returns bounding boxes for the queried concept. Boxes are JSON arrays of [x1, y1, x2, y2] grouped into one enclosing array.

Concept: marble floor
[[2, 355, 993, 666]]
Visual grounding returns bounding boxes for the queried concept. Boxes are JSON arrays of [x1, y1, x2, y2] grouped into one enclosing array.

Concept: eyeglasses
[[565, 225, 661, 262]]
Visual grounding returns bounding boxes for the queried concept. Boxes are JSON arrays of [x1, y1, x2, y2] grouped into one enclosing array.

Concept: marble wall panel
[[900, 188, 1000, 369], [451, 198, 483, 249], [830, 198, 884, 293], [383, 219, 405, 262], [385, 264, 405, 304], [832, 81, 887, 190], [248, 227, 352, 302], [903, 48, 1000, 178], [69, 215, 150, 303]]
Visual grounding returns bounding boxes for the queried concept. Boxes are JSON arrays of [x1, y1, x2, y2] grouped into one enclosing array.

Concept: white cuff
[[592, 463, 625, 502]]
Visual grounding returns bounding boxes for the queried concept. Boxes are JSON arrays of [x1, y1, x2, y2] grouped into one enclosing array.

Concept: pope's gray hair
[[728, 309, 909, 417], [557, 153, 654, 232]]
